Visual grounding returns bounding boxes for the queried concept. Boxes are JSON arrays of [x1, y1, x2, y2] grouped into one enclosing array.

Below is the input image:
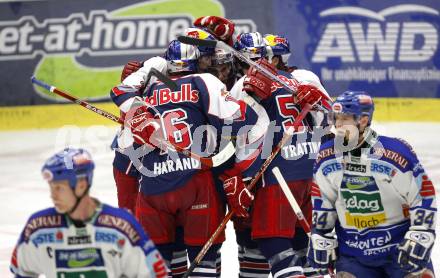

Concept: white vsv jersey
[[10, 203, 167, 278], [312, 131, 437, 263], [119, 56, 168, 112]]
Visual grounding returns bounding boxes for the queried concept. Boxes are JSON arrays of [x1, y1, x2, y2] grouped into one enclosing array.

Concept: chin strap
[[358, 127, 377, 148], [67, 185, 91, 215], [348, 127, 378, 157]]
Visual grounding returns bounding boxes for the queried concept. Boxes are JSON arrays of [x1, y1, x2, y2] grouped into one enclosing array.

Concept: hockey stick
[[272, 167, 336, 278], [30, 76, 235, 167], [177, 36, 331, 112], [183, 103, 313, 278], [31, 76, 123, 124], [146, 68, 178, 91], [272, 167, 311, 235]]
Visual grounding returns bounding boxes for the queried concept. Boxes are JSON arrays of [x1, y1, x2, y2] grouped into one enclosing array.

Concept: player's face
[[334, 114, 356, 128], [216, 63, 232, 83], [198, 55, 212, 71], [334, 114, 360, 142], [270, 56, 279, 68], [49, 180, 76, 213]]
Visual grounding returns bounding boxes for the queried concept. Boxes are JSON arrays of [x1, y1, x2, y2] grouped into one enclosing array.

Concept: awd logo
[[0, 0, 256, 101], [311, 4, 440, 83]]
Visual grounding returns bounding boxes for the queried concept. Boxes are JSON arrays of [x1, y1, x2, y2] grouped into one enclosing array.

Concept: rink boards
[[1, 98, 440, 131]]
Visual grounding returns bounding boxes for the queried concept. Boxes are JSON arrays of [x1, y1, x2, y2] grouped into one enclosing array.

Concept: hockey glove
[[307, 232, 337, 274], [294, 84, 325, 110], [121, 61, 142, 82], [125, 105, 161, 147], [193, 16, 235, 45], [396, 227, 435, 275], [243, 58, 278, 101], [221, 174, 254, 218]]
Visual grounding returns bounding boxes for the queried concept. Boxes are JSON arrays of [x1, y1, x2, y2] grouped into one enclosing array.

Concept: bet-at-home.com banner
[[0, 0, 439, 107], [0, 0, 263, 106]]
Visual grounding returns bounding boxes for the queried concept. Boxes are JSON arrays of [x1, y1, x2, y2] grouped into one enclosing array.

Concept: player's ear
[[271, 56, 279, 67], [359, 115, 370, 132], [75, 178, 89, 196]]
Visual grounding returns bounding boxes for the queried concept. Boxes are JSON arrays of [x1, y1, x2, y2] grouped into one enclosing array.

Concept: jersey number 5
[[275, 95, 306, 133]]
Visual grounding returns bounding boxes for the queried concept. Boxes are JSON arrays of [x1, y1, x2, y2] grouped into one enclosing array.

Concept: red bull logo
[[187, 30, 201, 38], [274, 36, 287, 45], [186, 28, 212, 39]]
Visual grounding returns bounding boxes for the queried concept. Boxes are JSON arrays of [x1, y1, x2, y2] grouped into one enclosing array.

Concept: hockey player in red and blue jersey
[[111, 56, 168, 214], [111, 39, 265, 277], [10, 148, 167, 278], [111, 25, 230, 277], [309, 91, 436, 277], [264, 33, 297, 73], [111, 26, 217, 216], [221, 32, 273, 278], [228, 31, 331, 278], [112, 57, 191, 277]]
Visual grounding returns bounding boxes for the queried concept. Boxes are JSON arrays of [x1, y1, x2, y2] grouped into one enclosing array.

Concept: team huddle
[[10, 16, 437, 278]]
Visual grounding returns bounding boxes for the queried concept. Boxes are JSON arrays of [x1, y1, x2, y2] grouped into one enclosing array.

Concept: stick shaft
[[31, 76, 122, 124], [272, 166, 311, 236]]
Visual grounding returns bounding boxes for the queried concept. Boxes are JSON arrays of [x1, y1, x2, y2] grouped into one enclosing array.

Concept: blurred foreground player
[[10, 148, 167, 278], [310, 91, 437, 277]]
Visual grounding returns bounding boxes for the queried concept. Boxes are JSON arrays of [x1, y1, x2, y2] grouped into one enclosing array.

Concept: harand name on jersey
[[147, 84, 199, 106], [154, 157, 200, 175]]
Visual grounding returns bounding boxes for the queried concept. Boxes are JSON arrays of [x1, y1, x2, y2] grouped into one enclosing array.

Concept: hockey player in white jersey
[[309, 91, 436, 277], [10, 148, 167, 278]]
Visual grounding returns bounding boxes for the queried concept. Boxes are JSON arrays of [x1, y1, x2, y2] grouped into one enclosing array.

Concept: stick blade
[[177, 35, 217, 48], [209, 141, 235, 167]]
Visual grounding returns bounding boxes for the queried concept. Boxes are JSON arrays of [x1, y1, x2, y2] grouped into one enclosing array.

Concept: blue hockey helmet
[[184, 27, 216, 56], [234, 32, 267, 60], [41, 148, 95, 189], [331, 91, 375, 125], [264, 34, 291, 64], [164, 39, 200, 73]]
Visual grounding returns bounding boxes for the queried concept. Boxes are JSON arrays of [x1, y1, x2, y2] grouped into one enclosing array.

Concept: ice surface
[[0, 122, 439, 277]]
